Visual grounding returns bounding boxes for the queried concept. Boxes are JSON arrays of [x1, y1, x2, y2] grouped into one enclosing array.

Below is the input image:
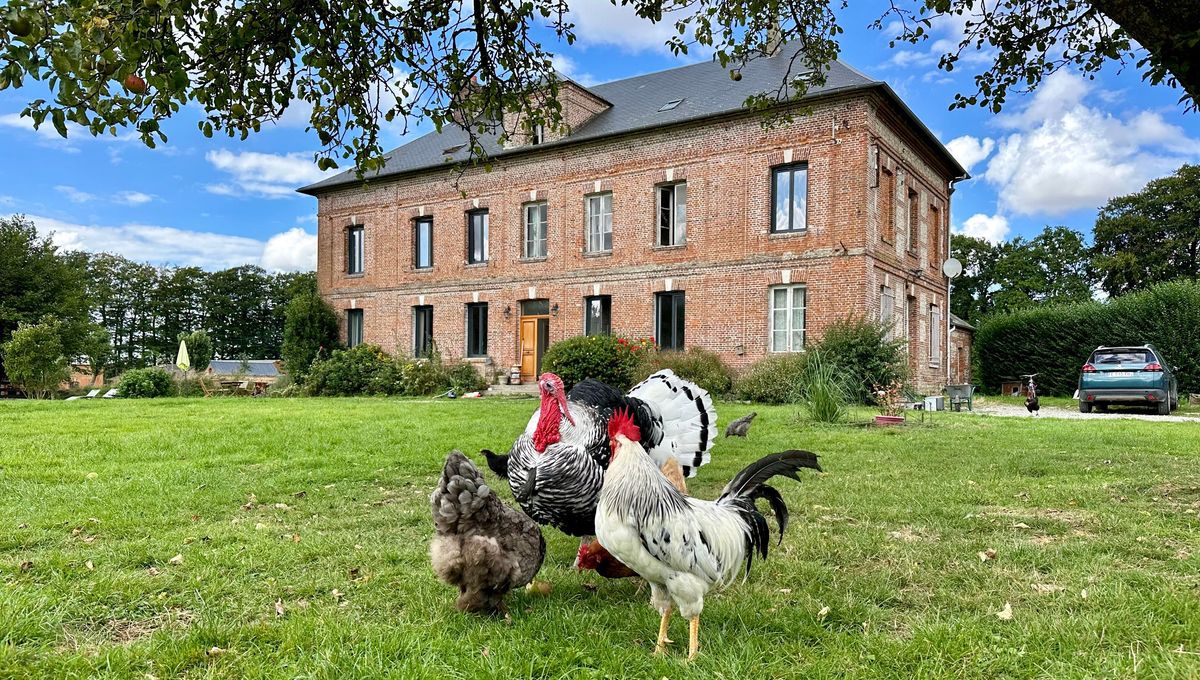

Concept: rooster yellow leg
[[653, 605, 673, 654], [659, 458, 688, 495], [687, 615, 700, 661]]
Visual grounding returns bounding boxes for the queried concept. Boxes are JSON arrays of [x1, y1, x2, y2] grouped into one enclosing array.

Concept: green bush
[[734, 353, 808, 404], [118, 367, 176, 398], [443, 361, 489, 395], [174, 376, 207, 397], [799, 349, 851, 423], [541, 335, 648, 390], [305, 345, 403, 396], [633, 348, 736, 396], [814, 317, 909, 404], [975, 280, 1200, 395]]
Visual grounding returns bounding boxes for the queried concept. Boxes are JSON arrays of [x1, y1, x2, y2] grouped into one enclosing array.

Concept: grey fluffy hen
[[430, 451, 546, 615], [724, 411, 758, 438]]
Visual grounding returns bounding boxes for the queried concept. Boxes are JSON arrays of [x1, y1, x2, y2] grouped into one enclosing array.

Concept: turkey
[[724, 411, 758, 438], [484, 369, 717, 571]]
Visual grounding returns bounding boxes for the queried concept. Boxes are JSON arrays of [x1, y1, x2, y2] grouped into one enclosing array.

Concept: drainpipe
[[947, 173, 969, 386]]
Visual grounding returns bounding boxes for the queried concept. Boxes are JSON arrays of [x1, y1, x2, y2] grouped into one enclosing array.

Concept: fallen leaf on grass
[[274, 503, 290, 510], [580, 582, 598, 592], [169, 554, 184, 565], [292, 491, 307, 499], [275, 600, 285, 618], [17, 523, 27, 529], [778, 588, 792, 594], [1032, 583, 1064, 594], [254, 523, 267, 531], [147, 566, 160, 576], [978, 549, 997, 562], [995, 602, 1013, 620], [206, 646, 225, 657], [481, 647, 490, 658], [290, 534, 301, 543], [331, 589, 344, 602], [19, 561, 32, 572], [1012, 522, 1031, 529], [241, 494, 257, 511], [526, 580, 552, 596], [85, 560, 94, 571], [1080, 589, 1088, 599], [86, 472, 98, 480], [817, 606, 830, 620]]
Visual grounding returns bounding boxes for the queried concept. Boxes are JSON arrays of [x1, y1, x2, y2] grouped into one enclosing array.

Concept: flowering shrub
[[873, 380, 905, 417], [541, 335, 650, 390]]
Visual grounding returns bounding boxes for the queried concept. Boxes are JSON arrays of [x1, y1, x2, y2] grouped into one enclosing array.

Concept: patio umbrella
[[176, 339, 190, 373]]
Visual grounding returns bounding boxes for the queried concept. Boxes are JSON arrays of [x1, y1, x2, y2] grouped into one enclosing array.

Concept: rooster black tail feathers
[[717, 450, 821, 575], [432, 451, 495, 534], [480, 448, 510, 479]]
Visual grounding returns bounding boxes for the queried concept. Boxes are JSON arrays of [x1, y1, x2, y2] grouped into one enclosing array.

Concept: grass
[[0, 397, 1198, 679]]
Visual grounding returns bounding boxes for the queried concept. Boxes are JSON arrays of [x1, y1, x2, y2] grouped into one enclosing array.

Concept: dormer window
[[532, 123, 546, 146]]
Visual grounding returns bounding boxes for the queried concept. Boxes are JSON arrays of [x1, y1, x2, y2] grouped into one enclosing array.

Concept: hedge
[[974, 280, 1200, 396]]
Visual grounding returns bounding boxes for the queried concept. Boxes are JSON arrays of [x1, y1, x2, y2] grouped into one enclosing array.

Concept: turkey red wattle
[[532, 373, 575, 453]]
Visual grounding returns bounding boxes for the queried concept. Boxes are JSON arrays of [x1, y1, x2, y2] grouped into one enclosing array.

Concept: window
[[532, 123, 545, 145], [413, 218, 433, 269], [347, 309, 364, 347], [585, 193, 612, 253], [346, 225, 364, 275], [929, 304, 942, 366], [880, 286, 897, 338], [771, 163, 807, 233], [769, 285, 806, 352], [880, 169, 895, 242], [657, 183, 686, 246], [524, 202, 547, 258], [466, 303, 488, 357], [929, 204, 942, 263], [467, 210, 488, 264], [907, 188, 919, 253], [655, 291, 685, 350], [413, 305, 433, 357], [584, 295, 611, 336]]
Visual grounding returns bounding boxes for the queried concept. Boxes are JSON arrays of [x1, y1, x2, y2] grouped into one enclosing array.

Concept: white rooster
[[595, 409, 821, 660]]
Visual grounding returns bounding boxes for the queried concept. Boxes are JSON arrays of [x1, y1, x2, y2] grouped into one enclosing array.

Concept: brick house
[[299, 53, 968, 392]]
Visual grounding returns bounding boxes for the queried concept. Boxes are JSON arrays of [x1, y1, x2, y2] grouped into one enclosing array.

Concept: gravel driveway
[[970, 399, 1199, 423]]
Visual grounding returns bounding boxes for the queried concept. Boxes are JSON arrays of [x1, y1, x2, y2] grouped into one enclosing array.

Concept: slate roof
[[207, 360, 281, 377], [299, 52, 967, 195], [950, 313, 976, 331]]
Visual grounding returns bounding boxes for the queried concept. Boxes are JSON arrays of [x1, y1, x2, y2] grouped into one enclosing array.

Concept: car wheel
[[1079, 401, 1092, 413], [1156, 401, 1170, 416]]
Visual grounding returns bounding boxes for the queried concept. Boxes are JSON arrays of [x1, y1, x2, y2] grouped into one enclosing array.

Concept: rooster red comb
[[607, 408, 641, 443]]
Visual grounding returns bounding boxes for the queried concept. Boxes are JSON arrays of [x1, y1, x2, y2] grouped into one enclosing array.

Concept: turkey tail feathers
[[626, 369, 718, 478]]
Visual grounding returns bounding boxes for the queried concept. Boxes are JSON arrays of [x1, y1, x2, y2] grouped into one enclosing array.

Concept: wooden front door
[[519, 316, 549, 381]]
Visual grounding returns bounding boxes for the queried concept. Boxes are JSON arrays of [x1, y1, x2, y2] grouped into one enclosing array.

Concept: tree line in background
[[1, 215, 321, 388], [951, 164, 1200, 327]]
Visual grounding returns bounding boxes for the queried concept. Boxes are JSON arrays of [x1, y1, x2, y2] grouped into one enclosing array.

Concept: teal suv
[[1078, 345, 1179, 415]]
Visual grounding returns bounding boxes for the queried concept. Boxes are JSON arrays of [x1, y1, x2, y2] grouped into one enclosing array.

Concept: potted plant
[[873, 380, 905, 425]]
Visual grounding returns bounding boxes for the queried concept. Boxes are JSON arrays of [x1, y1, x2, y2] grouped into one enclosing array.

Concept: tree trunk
[[1091, 0, 1200, 107]]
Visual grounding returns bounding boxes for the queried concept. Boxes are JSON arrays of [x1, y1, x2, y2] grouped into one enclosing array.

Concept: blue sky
[[2, 2, 1198, 271]]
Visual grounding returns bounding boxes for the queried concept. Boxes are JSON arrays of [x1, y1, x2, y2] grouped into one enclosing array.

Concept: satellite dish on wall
[[942, 258, 963, 279]]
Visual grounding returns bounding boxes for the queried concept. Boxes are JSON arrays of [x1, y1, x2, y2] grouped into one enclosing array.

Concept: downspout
[[946, 173, 969, 386]]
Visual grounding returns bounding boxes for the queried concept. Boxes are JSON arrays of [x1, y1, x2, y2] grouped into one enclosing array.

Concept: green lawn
[[1, 398, 1197, 679]]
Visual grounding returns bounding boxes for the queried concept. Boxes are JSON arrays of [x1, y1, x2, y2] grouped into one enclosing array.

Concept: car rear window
[[1092, 349, 1153, 364]]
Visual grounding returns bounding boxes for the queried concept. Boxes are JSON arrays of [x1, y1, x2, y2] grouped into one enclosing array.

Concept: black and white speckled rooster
[[483, 369, 717, 571]]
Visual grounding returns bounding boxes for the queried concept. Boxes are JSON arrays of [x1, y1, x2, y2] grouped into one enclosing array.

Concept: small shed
[[948, 313, 975, 386]]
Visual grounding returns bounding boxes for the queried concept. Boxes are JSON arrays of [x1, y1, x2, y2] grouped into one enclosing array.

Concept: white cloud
[[28, 214, 315, 272], [954, 213, 1009, 244], [982, 72, 1200, 216], [116, 191, 154, 205], [205, 149, 330, 198], [568, 0, 679, 53], [881, 9, 994, 74], [945, 135, 995, 173], [260, 227, 318, 272], [551, 54, 599, 87], [56, 185, 96, 204], [0, 112, 140, 152]]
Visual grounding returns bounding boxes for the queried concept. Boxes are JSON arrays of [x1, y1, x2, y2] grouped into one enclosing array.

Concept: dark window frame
[[346, 225, 365, 275], [770, 162, 808, 233], [655, 291, 685, 350], [347, 309, 364, 348], [466, 303, 488, 357], [413, 305, 433, 357], [584, 295, 612, 336], [907, 187, 920, 254], [413, 217, 434, 270], [466, 209, 489, 264]]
